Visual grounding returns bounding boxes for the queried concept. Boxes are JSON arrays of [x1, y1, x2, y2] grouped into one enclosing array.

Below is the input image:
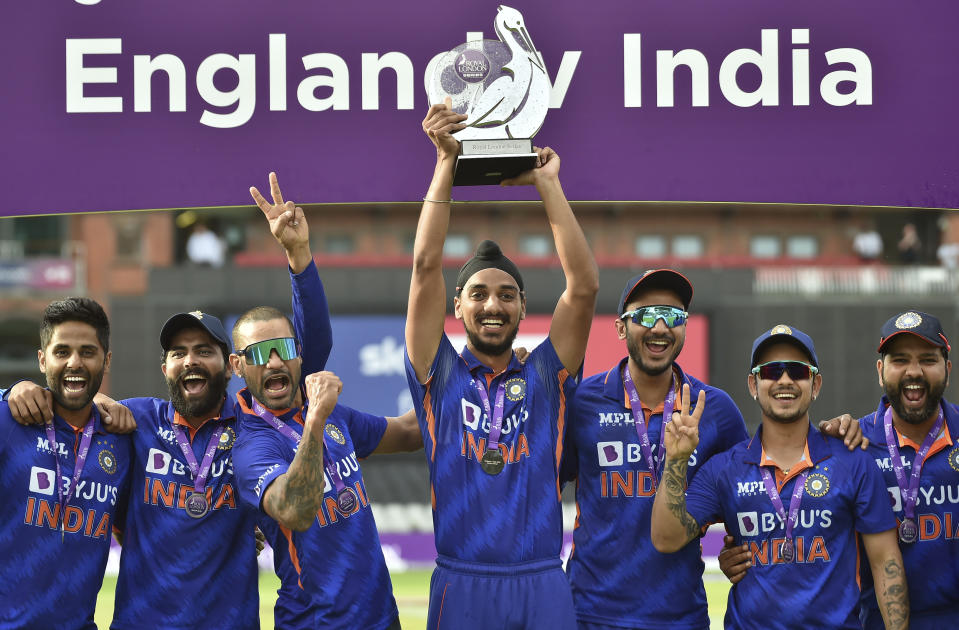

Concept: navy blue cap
[[160, 311, 232, 353], [750, 324, 818, 368], [618, 269, 693, 315], [878, 311, 950, 354]]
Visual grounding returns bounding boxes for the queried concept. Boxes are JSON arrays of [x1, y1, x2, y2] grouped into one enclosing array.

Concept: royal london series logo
[[805, 472, 830, 497], [325, 424, 346, 445], [97, 440, 117, 475], [948, 445, 959, 473], [218, 427, 236, 450], [505, 377, 527, 402]]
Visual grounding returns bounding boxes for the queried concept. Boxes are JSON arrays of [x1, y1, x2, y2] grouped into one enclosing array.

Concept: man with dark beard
[[405, 103, 599, 628], [0, 297, 131, 628], [5, 173, 334, 629], [857, 310, 958, 628], [652, 325, 908, 630]]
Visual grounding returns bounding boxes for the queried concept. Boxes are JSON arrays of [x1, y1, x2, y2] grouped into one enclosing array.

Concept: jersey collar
[[743, 421, 833, 467], [601, 357, 691, 406], [459, 345, 523, 377], [236, 387, 304, 425]]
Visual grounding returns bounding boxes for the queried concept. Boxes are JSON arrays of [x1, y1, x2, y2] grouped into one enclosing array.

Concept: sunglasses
[[750, 361, 819, 381], [237, 337, 300, 365], [621, 305, 688, 328]]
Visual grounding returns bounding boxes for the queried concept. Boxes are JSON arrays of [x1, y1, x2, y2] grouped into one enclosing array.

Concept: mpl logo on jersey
[[35, 436, 69, 457]]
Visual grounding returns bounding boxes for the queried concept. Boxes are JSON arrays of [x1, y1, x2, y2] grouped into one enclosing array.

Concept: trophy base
[[452, 139, 537, 186]]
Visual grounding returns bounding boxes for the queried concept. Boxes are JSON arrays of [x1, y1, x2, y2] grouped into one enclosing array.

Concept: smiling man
[[651, 325, 908, 630], [405, 102, 599, 628], [562, 270, 748, 630], [0, 298, 131, 629], [857, 311, 959, 628]]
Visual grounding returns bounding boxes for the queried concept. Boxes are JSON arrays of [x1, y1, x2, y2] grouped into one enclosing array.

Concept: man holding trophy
[[405, 8, 598, 626]]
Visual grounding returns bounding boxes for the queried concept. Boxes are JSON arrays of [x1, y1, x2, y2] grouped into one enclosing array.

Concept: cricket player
[[404, 102, 599, 628], [652, 325, 908, 629], [0, 297, 131, 629]]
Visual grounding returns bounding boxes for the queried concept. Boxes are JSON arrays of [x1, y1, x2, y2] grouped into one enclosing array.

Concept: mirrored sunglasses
[[237, 337, 299, 365], [751, 360, 819, 381], [621, 305, 688, 328]]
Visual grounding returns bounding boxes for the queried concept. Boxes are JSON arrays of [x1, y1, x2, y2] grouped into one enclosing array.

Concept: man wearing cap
[[5, 174, 334, 628], [405, 103, 598, 627], [857, 310, 958, 627], [562, 269, 749, 629], [719, 311, 958, 627], [0, 297, 131, 629], [652, 324, 908, 629]]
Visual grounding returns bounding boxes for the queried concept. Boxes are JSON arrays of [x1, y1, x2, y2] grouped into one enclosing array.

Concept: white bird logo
[[429, 6, 550, 141]]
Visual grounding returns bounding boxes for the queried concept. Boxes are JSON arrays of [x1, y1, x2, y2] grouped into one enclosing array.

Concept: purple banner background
[[3, 1, 957, 216]]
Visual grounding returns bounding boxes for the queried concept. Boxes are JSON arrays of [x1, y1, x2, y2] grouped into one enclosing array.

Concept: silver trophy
[[428, 5, 550, 186]]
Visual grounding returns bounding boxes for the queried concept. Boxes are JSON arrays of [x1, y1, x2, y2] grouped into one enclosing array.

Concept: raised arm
[[250, 172, 333, 374], [861, 529, 909, 630], [501, 149, 599, 374], [405, 102, 467, 383], [261, 371, 341, 531], [651, 385, 706, 552]]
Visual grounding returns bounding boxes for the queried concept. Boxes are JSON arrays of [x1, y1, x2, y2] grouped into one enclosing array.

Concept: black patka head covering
[[455, 240, 524, 292]]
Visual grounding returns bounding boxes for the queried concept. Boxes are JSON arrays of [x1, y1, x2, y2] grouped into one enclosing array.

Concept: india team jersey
[[858, 397, 959, 628], [564, 360, 748, 629], [232, 389, 398, 630], [110, 396, 257, 629], [405, 335, 575, 562], [685, 424, 896, 630], [0, 403, 131, 630]]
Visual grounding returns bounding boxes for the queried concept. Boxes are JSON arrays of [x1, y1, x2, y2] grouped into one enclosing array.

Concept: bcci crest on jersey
[[949, 445, 959, 473], [805, 473, 830, 497], [325, 424, 346, 445], [97, 442, 118, 475], [218, 427, 236, 450]]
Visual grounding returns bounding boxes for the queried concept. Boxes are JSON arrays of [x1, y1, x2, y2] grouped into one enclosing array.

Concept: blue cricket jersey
[[858, 397, 959, 629], [685, 423, 896, 629], [113, 261, 332, 629], [110, 396, 257, 629], [405, 335, 575, 562], [0, 402, 131, 630], [564, 360, 748, 629], [232, 389, 398, 630]]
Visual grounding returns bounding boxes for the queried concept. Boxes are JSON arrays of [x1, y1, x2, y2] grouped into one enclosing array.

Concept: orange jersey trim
[[761, 443, 813, 490], [897, 421, 953, 459]]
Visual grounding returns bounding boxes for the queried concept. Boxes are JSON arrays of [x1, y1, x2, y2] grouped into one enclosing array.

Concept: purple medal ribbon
[[471, 375, 507, 454], [251, 398, 355, 512], [622, 366, 677, 488], [45, 416, 95, 539], [882, 404, 944, 528], [172, 421, 225, 498], [759, 465, 810, 561]]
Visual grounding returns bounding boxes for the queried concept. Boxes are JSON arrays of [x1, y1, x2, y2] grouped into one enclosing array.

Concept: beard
[[626, 332, 684, 377], [48, 366, 105, 412], [246, 367, 300, 411], [167, 367, 228, 419], [757, 387, 810, 425], [885, 376, 946, 425], [464, 320, 519, 358]]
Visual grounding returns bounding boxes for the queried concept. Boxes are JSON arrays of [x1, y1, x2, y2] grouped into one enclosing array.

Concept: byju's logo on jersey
[[886, 486, 902, 512], [737, 511, 759, 537], [597, 441, 624, 466], [146, 448, 171, 475], [462, 399, 482, 430], [29, 466, 57, 495]]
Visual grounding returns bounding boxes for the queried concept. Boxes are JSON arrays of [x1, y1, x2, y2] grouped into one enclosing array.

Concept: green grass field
[[96, 570, 731, 629]]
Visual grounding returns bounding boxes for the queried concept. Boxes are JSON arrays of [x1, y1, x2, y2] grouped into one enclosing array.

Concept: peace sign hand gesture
[[250, 172, 312, 272], [664, 384, 705, 461]]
